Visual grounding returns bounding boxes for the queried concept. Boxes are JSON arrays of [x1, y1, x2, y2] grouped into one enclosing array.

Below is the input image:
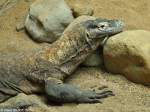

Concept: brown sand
[[0, 0, 150, 112]]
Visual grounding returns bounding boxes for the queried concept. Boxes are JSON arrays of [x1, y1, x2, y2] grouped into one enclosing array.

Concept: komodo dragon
[[0, 16, 123, 108]]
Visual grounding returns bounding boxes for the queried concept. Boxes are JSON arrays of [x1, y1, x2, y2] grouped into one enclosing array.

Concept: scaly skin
[[0, 16, 123, 107]]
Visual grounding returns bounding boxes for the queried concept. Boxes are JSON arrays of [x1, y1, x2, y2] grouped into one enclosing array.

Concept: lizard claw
[[77, 89, 114, 103]]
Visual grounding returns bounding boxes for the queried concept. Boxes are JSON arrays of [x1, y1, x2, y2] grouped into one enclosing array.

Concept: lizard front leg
[[33, 58, 114, 103], [45, 77, 114, 103]]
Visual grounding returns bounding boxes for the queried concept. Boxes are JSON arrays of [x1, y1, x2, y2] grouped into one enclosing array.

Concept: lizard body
[[0, 16, 123, 106]]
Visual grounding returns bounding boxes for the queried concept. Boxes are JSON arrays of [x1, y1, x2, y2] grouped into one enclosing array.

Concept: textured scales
[[0, 16, 123, 108]]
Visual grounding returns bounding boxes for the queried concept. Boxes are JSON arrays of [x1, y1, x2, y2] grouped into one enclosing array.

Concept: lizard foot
[[45, 79, 114, 104]]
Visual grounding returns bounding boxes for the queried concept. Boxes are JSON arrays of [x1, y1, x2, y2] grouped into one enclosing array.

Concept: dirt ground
[[0, 0, 150, 112]]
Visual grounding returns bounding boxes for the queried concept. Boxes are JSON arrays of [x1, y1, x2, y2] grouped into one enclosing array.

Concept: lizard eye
[[98, 22, 109, 30], [99, 25, 105, 28]]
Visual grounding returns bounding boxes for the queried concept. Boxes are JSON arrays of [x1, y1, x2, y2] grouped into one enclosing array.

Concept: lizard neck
[[41, 26, 101, 75], [47, 27, 91, 63]]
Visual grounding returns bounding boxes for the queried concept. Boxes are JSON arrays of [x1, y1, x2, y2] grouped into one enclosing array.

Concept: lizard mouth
[[110, 20, 124, 34]]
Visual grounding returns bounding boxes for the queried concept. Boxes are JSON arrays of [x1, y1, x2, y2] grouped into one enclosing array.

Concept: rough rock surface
[[104, 30, 150, 85], [25, 0, 74, 43]]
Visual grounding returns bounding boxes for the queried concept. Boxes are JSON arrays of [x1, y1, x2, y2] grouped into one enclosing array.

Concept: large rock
[[104, 30, 150, 85], [25, 0, 74, 43]]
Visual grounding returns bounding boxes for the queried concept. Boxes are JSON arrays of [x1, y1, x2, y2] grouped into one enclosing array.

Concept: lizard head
[[83, 18, 124, 41]]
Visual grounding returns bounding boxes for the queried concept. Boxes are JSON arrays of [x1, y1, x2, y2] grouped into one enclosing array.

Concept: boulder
[[104, 30, 150, 85], [25, 0, 74, 43]]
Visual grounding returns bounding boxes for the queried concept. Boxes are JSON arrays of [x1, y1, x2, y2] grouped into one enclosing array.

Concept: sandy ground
[[0, 0, 150, 112]]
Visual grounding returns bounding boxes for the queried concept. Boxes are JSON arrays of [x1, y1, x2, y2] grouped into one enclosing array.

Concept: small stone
[[16, 23, 24, 32]]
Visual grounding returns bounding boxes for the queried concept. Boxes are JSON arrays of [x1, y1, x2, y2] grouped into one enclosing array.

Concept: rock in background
[[25, 0, 74, 43], [104, 30, 150, 85], [65, 0, 93, 17]]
